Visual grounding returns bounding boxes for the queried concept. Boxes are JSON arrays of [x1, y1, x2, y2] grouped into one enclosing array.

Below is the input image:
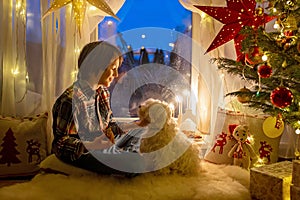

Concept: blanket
[[0, 155, 251, 200]]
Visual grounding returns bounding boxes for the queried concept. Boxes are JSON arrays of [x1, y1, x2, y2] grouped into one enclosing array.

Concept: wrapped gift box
[[250, 161, 293, 200], [290, 185, 300, 200], [292, 160, 300, 187]]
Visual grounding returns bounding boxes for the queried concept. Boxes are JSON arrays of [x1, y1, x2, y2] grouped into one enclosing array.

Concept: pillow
[[0, 113, 48, 178], [204, 109, 282, 167]]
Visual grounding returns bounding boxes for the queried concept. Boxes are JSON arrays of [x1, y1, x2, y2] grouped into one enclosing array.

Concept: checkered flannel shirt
[[52, 81, 124, 162]]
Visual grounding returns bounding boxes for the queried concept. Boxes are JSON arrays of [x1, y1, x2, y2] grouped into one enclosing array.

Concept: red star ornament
[[194, 0, 275, 59]]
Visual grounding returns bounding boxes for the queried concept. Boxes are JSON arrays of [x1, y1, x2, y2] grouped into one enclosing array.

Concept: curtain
[[179, 0, 242, 147], [179, 0, 224, 135], [180, 0, 260, 147], [1, 0, 27, 116], [0, 0, 125, 117]]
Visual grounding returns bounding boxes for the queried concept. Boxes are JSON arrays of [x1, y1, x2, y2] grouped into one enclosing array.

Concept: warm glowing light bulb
[[11, 68, 20, 76], [89, 6, 97, 11], [262, 54, 268, 61], [25, 72, 29, 81], [75, 47, 80, 54], [71, 70, 78, 78], [296, 129, 300, 135], [273, 23, 280, 29], [16, 2, 22, 11], [258, 158, 264, 164], [247, 135, 254, 144], [107, 20, 113, 26], [200, 12, 206, 19], [169, 43, 174, 48]]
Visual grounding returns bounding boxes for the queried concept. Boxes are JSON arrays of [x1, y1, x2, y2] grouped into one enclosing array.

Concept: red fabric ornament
[[284, 30, 294, 37], [194, 0, 275, 58], [257, 64, 272, 78], [245, 46, 263, 65], [270, 87, 293, 108]]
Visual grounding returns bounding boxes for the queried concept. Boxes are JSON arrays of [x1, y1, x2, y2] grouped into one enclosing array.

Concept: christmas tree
[[0, 128, 21, 166], [213, 0, 300, 130]]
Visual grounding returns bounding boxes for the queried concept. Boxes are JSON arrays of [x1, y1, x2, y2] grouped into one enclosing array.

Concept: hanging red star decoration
[[194, 0, 275, 59]]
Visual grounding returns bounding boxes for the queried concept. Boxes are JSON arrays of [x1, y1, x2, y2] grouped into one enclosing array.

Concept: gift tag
[[262, 116, 284, 138]]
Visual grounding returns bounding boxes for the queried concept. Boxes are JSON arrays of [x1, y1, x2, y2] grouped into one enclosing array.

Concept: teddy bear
[[228, 125, 256, 170], [137, 98, 201, 176]]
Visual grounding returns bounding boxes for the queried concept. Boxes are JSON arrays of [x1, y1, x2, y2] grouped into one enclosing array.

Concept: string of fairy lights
[[12, 0, 28, 103]]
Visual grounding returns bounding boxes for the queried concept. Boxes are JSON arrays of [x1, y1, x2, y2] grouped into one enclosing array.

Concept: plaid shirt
[[52, 80, 124, 162]]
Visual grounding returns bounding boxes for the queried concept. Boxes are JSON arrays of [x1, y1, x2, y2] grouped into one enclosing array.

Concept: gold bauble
[[283, 15, 297, 31], [255, 7, 264, 16], [237, 87, 251, 103], [263, 116, 284, 138]]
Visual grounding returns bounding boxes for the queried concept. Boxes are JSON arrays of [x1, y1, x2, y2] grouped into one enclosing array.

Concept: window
[[98, 0, 192, 118]]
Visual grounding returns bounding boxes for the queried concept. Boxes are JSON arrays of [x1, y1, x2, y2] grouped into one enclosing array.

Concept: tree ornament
[[282, 59, 288, 68], [263, 115, 284, 138], [194, 0, 275, 58], [270, 86, 293, 108], [237, 87, 251, 103], [283, 15, 297, 31], [257, 64, 272, 78], [275, 28, 298, 50], [285, 0, 297, 10], [245, 46, 263, 65]]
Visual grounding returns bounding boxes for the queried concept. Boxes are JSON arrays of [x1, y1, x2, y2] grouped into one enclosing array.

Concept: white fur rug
[[0, 155, 251, 200]]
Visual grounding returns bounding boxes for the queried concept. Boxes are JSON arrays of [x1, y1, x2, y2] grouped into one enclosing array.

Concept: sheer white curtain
[[0, 0, 125, 117], [1, 0, 27, 116], [179, 0, 244, 145], [40, 0, 125, 113], [179, 0, 223, 135]]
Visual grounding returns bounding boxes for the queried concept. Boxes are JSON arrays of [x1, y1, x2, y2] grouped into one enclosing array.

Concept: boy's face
[[98, 57, 121, 87]]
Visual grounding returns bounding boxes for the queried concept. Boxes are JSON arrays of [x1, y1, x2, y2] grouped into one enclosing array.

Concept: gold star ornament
[[42, 0, 119, 36]]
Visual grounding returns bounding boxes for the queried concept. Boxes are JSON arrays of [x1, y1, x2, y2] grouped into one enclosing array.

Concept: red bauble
[[284, 30, 294, 37], [245, 46, 263, 65], [270, 87, 293, 108], [258, 64, 272, 78]]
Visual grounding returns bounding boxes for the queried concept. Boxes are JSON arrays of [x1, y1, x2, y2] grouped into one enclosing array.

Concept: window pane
[[98, 0, 192, 118]]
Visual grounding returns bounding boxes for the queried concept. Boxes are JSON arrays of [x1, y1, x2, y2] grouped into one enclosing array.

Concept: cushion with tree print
[[0, 113, 48, 178]]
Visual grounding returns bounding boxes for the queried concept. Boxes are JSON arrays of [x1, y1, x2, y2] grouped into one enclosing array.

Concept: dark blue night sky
[[115, 0, 192, 32], [98, 0, 192, 52]]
